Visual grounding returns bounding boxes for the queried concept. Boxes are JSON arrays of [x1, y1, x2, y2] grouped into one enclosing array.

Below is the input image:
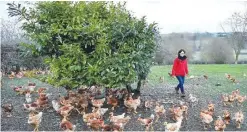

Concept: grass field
[[147, 64, 247, 95], [1, 64, 247, 131]]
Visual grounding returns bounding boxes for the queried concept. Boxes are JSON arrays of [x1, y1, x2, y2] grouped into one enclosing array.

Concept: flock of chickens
[[1, 71, 247, 132]]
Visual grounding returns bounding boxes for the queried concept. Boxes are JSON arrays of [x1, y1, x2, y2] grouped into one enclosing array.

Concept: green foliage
[[8, 1, 159, 89]]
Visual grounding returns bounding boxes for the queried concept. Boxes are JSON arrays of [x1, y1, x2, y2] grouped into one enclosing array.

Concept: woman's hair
[[177, 49, 187, 60]]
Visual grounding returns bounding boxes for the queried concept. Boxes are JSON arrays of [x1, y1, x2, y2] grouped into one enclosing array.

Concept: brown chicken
[[112, 116, 131, 131], [60, 116, 76, 131], [124, 95, 141, 113], [207, 102, 215, 114], [23, 103, 39, 112], [82, 111, 101, 123], [102, 123, 122, 132], [203, 75, 208, 79], [90, 97, 105, 108], [154, 102, 166, 122], [107, 95, 118, 110], [137, 114, 155, 131], [214, 116, 226, 131], [2, 104, 13, 117], [145, 100, 154, 111], [200, 110, 213, 129], [234, 111, 244, 129], [57, 105, 74, 118], [222, 94, 230, 106], [87, 118, 105, 131], [180, 104, 188, 120], [223, 110, 231, 125], [75, 96, 88, 114], [236, 95, 246, 106], [169, 105, 183, 121]]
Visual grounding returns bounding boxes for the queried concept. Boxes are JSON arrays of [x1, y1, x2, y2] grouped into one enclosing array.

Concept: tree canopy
[[8, 1, 159, 91]]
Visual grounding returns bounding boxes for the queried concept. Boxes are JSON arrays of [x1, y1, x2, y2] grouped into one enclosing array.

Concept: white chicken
[[28, 112, 43, 132], [52, 100, 61, 112], [25, 92, 32, 103], [109, 112, 126, 122], [188, 94, 198, 107], [164, 116, 183, 132]]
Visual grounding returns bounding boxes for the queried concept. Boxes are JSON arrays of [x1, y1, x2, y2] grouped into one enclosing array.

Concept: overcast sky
[[1, 0, 246, 34]]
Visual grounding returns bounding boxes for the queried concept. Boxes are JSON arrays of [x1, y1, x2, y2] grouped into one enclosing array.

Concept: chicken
[[109, 112, 126, 122], [23, 103, 39, 112], [180, 104, 188, 120], [228, 94, 235, 107], [82, 112, 101, 123], [87, 118, 105, 131], [12, 86, 25, 94], [28, 81, 36, 92], [107, 95, 118, 110], [25, 91, 32, 103], [233, 111, 244, 129], [169, 105, 183, 121], [232, 89, 240, 99], [112, 116, 131, 130], [154, 102, 166, 122], [159, 76, 164, 83], [102, 123, 122, 132], [94, 107, 108, 119], [36, 98, 49, 108], [8, 74, 15, 79], [164, 116, 183, 132], [168, 72, 172, 77], [145, 100, 154, 111], [222, 110, 231, 125], [76, 96, 89, 114], [2, 104, 13, 117], [203, 75, 208, 79], [207, 102, 215, 113], [90, 97, 105, 108], [214, 116, 226, 131], [236, 95, 246, 107], [57, 105, 74, 118], [37, 88, 47, 94], [221, 94, 229, 106], [16, 72, 24, 78], [60, 96, 73, 106], [124, 95, 141, 113], [188, 94, 198, 107], [60, 116, 76, 132], [137, 114, 155, 131], [28, 112, 43, 132], [52, 100, 61, 112], [200, 110, 213, 129]]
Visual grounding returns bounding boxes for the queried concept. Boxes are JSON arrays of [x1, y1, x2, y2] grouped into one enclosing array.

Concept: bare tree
[[154, 34, 193, 65], [221, 11, 247, 64]]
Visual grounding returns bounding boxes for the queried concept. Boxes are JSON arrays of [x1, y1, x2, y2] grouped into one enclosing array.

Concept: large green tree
[[8, 1, 159, 92]]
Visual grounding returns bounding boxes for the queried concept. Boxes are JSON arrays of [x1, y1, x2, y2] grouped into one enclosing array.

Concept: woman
[[171, 49, 189, 97]]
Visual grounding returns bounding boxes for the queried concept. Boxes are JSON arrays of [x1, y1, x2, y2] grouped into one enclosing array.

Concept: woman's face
[[180, 51, 185, 57]]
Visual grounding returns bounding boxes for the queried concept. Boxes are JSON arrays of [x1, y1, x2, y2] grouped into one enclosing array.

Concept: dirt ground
[[1, 77, 247, 131]]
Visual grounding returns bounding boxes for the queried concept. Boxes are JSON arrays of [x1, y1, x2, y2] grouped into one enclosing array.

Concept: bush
[[8, 1, 159, 91], [201, 38, 234, 64]]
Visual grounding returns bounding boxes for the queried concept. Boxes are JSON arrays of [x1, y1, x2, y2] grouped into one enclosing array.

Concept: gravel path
[[1, 77, 247, 131]]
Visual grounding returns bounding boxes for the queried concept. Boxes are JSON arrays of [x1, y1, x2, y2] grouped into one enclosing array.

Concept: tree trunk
[[136, 79, 141, 93], [235, 53, 239, 64], [126, 84, 132, 93]]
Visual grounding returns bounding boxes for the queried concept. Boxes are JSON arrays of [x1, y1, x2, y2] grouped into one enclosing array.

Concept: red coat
[[171, 57, 188, 76]]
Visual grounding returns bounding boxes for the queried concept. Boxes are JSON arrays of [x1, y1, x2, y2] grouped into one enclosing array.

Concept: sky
[[0, 0, 246, 34]]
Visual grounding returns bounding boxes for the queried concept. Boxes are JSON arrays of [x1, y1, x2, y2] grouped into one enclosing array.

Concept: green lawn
[[147, 64, 247, 98]]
